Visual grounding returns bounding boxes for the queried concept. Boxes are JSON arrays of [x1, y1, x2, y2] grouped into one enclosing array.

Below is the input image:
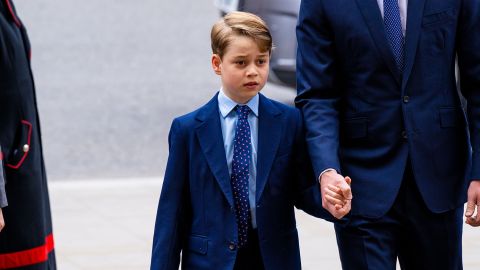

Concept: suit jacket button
[[23, 144, 30, 153], [401, 131, 408, 139], [228, 242, 236, 251], [403, 96, 410, 103]]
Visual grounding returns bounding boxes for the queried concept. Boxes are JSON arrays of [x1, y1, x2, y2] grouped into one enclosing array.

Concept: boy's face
[[212, 35, 270, 104]]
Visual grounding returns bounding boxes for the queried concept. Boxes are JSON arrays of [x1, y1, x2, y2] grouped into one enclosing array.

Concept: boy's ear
[[211, 54, 222, 75]]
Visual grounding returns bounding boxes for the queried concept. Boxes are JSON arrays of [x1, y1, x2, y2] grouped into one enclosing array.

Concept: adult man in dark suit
[[296, 0, 480, 268], [0, 1, 56, 269]]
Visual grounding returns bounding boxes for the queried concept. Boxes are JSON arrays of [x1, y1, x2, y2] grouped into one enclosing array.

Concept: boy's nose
[[246, 66, 258, 76]]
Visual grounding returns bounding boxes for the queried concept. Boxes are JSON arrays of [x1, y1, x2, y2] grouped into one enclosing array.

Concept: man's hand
[[320, 170, 352, 219], [465, 180, 480, 227], [0, 208, 4, 232]]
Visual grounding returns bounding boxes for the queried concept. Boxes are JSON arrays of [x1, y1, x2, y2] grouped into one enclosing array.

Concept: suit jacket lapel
[[401, 0, 426, 91], [195, 94, 234, 208], [256, 94, 282, 202], [355, 0, 402, 85]]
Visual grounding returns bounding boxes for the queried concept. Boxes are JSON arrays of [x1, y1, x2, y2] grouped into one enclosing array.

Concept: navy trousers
[[335, 163, 463, 270]]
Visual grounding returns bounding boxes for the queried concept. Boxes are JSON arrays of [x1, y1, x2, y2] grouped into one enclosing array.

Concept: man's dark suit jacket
[[296, 0, 480, 218], [151, 93, 329, 270]]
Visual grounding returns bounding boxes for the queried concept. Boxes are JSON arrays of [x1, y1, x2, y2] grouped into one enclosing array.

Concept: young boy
[[151, 11, 351, 270]]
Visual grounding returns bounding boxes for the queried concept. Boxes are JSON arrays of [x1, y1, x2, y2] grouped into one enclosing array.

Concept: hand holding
[[320, 170, 352, 219], [465, 180, 480, 227]]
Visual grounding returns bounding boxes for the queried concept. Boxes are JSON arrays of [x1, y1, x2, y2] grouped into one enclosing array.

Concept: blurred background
[[12, 0, 480, 269], [15, 0, 294, 181]]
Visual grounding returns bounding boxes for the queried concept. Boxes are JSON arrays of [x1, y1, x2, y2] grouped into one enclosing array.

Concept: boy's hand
[[320, 170, 352, 219], [0, 208, 4, 232]]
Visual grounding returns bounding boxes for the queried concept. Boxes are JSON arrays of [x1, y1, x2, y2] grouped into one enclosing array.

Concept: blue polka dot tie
[[231, 105, 251, 248], [384, 0, 405, 71]]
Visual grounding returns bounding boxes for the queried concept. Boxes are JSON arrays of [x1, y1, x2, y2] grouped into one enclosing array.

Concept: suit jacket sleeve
[[291, 111, 338, 223], [457, 0, 480, 180], [295, 0, 342, 179], [151, 119, 190, 270]]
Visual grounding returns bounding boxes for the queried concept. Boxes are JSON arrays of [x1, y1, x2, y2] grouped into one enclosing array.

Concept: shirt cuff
[[318, 168, 337, 182]]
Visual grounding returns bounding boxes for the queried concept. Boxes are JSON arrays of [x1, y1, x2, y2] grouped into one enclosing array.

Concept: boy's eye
[[257, 59, 266, 65], [235, 60, 245, 65]]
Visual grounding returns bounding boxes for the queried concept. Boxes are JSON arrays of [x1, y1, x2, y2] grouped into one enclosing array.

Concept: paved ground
[[49, 178, 480, 270]]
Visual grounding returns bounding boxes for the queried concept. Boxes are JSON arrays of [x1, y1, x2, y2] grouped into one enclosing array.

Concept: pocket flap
[[439, 108, 459, 128], [6, 120, 32, 169], [422, 8, 455, 27], [187, 235, 208, 255]]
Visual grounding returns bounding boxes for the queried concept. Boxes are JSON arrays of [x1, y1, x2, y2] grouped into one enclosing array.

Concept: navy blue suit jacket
[[151, 93, 329, 270], [296, 0, 480, 218]]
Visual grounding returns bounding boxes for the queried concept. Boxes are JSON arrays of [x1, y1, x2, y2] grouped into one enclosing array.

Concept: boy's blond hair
[[211, 11, 273, 58]]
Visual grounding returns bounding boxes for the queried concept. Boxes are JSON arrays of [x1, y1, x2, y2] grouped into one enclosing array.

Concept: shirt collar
[[218, 89, 259, 118]]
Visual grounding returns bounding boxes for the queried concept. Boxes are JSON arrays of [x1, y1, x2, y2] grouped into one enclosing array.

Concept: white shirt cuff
[[318, 168, 337, 182]]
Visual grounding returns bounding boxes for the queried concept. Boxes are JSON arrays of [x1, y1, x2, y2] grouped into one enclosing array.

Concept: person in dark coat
[[0, 1, 56, 269]]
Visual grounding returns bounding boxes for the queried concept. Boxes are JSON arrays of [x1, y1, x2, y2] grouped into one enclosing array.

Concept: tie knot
[[236, 105, 251, 119]]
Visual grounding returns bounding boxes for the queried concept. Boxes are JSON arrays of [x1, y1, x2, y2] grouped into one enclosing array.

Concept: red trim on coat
[[5, 0, 21, 27], [6, 120, 32, 169], [0, 234, 54, 269]]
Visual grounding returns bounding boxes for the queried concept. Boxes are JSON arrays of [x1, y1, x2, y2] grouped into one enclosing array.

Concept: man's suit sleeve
[[295, 0, 341, 179], [151, 119, 190, 270], [457, 0, 480, 180], [292, 111, 338, 222]]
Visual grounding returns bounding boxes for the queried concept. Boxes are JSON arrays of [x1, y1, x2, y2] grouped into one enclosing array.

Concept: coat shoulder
[[171, 109, 199, 130], [170, 94, 218, 131], [262, 95, 301, 122]]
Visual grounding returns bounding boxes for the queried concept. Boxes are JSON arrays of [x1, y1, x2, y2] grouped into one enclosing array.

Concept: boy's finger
[[345, 176, 352, 185], [325, 194, 345, 206], [338, 181, 353, 200], [327, 184, 341, 193], [336, 207, 349, 217], [325, 188, 344, 200], [339, 200, 351, 212]]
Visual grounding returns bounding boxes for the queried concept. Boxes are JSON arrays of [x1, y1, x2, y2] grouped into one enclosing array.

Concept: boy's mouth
[[244, 82, 259, 87]]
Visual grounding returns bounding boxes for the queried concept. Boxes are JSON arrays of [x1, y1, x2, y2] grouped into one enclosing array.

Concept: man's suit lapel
[[401, 0, 426, 91], [256, 94, 282, 202], [195, 94, 234, 208], [355, 0, 402, 85]]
